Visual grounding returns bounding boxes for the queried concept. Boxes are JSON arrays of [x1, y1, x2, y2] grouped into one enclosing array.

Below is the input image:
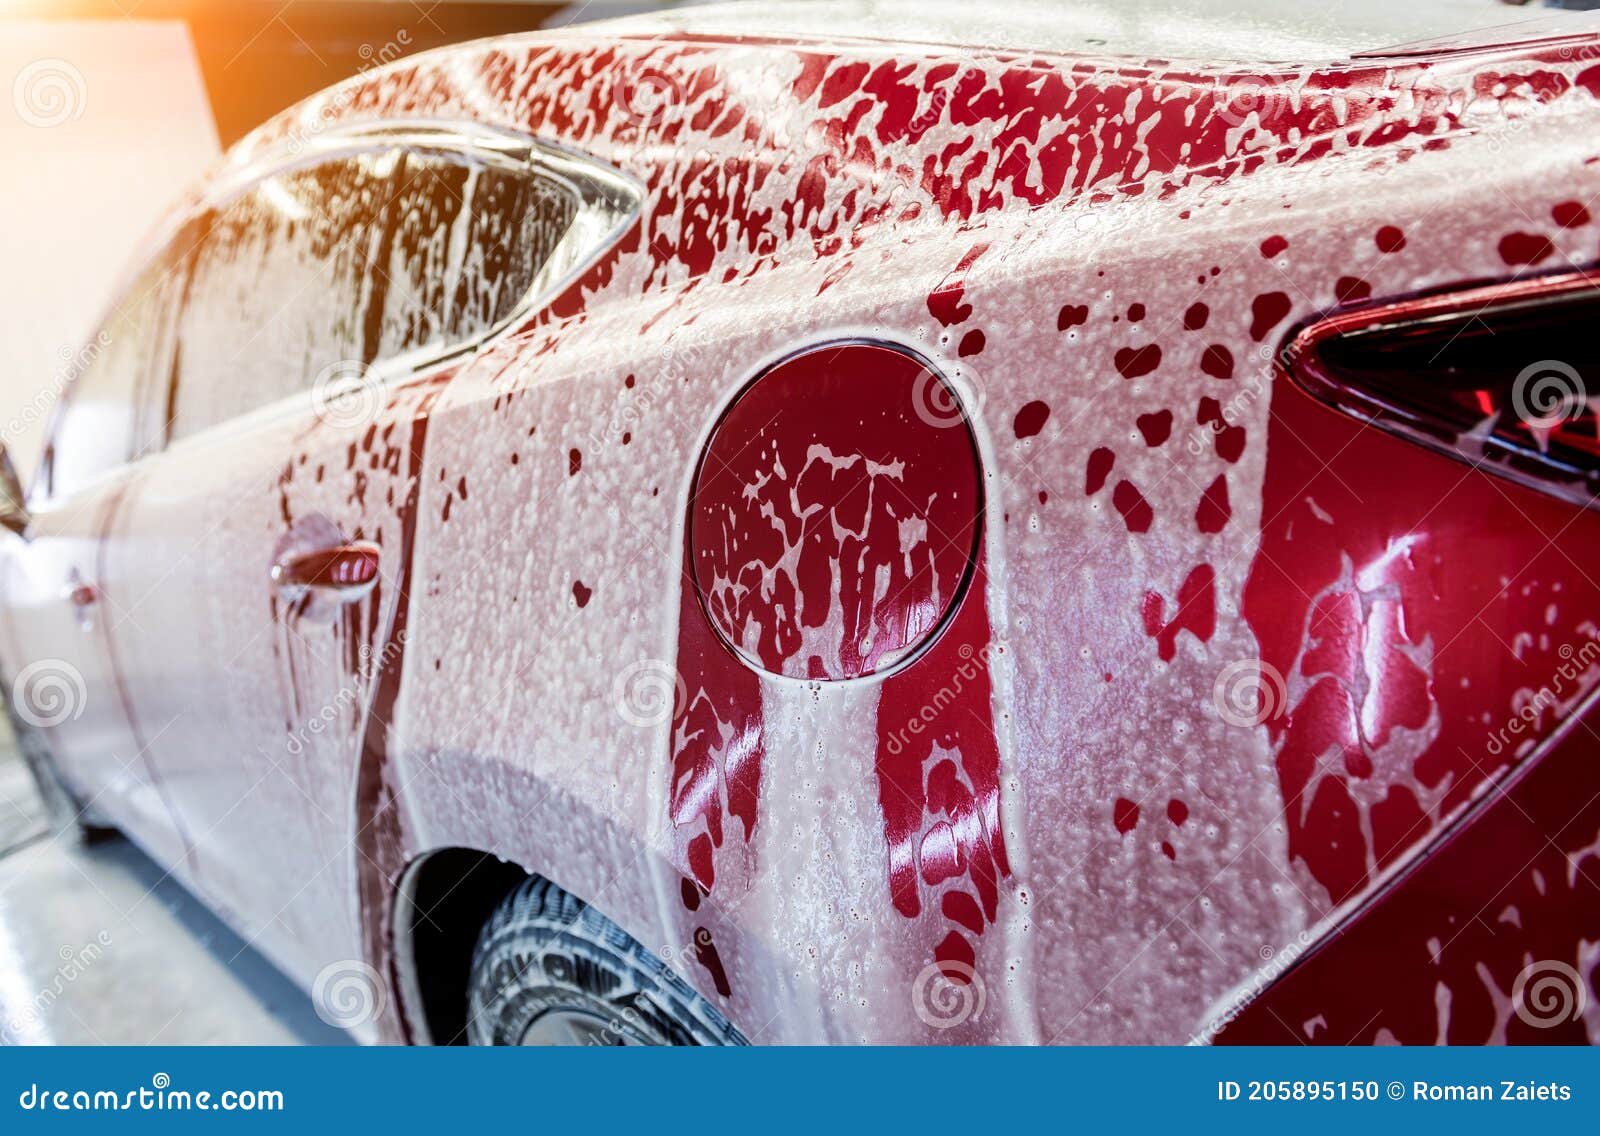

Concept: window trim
[[33, 120, 642, 503], [1280, 267, 1600, 510], [190, 122, 642, 389]]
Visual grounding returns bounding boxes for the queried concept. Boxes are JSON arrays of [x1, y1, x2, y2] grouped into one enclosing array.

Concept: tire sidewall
[[466, 878, 744, 1046]]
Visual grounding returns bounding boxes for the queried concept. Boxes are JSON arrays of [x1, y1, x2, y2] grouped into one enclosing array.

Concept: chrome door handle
[[270, 542, 380, 605]]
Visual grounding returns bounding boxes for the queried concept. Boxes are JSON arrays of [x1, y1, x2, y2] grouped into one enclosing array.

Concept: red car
[[1, 0, 1597, 1045]]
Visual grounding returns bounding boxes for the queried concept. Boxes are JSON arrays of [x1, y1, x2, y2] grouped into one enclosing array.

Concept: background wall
[[0, 21, 220, 482]]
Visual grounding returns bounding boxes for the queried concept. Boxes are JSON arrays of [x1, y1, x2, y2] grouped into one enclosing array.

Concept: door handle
[[270, 542, 380, 606], [64, 571, 98, 630]]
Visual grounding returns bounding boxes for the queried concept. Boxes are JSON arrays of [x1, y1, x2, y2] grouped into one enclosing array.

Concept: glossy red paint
[[688, 343, 981, 682], [675, 342, 985, 992], [876, 548, 1007, 979], [1217, 697, 1600, 1045], [1236, 338, 1600, 1022], [668, 569, 764, 896]]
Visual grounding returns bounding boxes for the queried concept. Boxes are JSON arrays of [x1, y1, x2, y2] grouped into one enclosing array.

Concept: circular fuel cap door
[[689, 342, 982, 681]]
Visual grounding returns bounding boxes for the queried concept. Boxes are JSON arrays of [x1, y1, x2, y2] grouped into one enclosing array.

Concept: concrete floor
[[0, 746, 347, 1045]]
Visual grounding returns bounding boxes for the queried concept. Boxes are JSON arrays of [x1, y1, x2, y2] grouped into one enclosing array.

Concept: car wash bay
[[0, 740, 347, 1044]]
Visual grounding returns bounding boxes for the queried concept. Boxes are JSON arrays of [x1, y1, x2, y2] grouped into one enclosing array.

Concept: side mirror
[[0, 445, 31, 538]]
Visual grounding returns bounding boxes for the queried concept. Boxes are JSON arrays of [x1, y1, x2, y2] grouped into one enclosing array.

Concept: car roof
[[592, 0, 1599, 64]]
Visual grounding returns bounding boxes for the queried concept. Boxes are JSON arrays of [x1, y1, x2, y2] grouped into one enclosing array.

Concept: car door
[[98, 126, 633, 988], [0, 266, 190, 869]]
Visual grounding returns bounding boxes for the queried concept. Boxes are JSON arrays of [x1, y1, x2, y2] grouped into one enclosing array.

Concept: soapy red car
[[1, 0, 1597, 1044]]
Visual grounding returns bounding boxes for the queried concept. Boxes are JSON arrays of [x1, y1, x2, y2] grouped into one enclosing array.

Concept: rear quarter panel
[[228, 30, 1600, 1042]]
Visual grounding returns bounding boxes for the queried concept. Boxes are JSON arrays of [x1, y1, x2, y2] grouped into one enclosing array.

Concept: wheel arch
[[392, 845, 529, 1045]]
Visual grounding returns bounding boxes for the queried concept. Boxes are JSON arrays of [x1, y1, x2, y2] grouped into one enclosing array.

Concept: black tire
[[466, 876, 745, 1046]]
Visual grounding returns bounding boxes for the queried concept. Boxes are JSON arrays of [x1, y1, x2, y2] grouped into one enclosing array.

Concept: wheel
[[465, 875, 746, 1046]]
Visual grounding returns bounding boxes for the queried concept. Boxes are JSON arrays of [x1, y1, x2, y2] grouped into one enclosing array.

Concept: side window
[[166, 146, 580, 442], [376, 153, 579, 362], [42, 266, 179, 498]]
